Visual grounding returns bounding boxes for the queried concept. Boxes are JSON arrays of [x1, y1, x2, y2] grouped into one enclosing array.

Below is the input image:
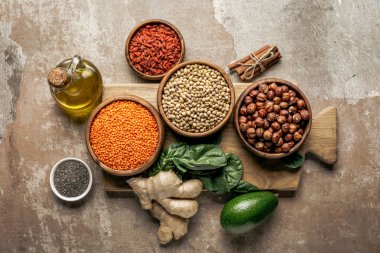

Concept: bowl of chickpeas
[[233, 78, 312, 159]]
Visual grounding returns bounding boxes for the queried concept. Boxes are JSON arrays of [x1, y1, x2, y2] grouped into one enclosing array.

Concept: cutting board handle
[[300, 106, 337, 164]]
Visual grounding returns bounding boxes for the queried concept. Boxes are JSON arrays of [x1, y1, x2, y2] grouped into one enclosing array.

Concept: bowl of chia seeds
[[50, 157, 93, 202]]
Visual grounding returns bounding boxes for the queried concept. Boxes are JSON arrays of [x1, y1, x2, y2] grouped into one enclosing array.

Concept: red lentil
[[129, 23, 181, 75], [90, 101, 159, 170]]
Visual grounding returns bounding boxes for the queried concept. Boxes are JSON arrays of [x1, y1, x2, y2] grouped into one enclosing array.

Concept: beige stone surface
[[0, 0, 379, 252]]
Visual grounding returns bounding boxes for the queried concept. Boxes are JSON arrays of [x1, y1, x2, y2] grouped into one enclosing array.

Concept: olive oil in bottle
[[47, 55, 103, 121]]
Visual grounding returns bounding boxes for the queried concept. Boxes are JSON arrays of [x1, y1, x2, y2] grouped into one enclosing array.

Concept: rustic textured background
[[1, 0, 379, 252]]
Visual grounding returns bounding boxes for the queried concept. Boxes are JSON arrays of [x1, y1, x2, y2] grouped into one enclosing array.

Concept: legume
[[129, 23, 182, 76], [162, 64, 231, 133], [90, 101, 159, 170]]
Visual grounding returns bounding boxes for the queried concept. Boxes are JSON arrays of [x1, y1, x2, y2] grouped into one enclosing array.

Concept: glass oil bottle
[[47, 55, 103, 121]]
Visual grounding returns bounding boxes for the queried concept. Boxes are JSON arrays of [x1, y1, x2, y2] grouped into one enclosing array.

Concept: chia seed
[[54, 160, 90, 197]]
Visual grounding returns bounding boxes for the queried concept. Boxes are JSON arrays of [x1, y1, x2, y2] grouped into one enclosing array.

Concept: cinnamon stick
[[227, 45, 271, 70], [240, 51, 282, 81], [235, 46, 279, 75]]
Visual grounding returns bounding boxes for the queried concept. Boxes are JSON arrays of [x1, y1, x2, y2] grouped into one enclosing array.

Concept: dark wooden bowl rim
[[86, 95, 165, 176], [157, 60, 235, 138], [233, 78, 312, 159], [125, 19, 186, 81]]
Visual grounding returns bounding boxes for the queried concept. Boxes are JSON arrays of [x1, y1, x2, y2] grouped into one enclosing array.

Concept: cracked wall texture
[[0, 0, 379, 252]]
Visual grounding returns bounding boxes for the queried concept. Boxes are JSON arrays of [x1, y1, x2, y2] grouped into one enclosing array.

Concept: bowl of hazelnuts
[[233, 78, 312, 159]]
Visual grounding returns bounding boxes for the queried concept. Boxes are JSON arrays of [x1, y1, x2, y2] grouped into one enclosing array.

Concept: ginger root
[[127, 171, 203, 244]]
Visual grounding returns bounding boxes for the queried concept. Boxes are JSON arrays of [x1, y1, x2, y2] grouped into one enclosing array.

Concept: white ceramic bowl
[[50, 157, 93, 202]]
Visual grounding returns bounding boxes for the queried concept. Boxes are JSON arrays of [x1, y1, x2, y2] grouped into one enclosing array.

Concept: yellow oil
[[50, 58, 103, 121]]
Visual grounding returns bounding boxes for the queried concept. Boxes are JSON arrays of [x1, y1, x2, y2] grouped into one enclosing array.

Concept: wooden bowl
[[125, 19, 186, 81], [233, 78, 312, 159], [157, 60, 235, 138], [85, 95, 165, 176]]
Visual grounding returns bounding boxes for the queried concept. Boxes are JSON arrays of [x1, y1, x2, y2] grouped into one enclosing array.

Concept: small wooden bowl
[[157, 60, 235, 138], [233, 78, 312, 159], [125, 19, 186, 81], [85, 95, 165, 176]]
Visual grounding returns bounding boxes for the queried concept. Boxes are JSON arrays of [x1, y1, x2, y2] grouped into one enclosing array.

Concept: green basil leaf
[[173, 144, 227, 171], [148, 143, 188, 176], [198, 153, 243, 194], [280, 152, 305, 170], [231, 180, 259, 193]]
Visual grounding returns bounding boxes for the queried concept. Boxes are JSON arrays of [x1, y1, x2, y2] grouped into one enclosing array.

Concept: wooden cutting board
[[100, 83, 337, 195]]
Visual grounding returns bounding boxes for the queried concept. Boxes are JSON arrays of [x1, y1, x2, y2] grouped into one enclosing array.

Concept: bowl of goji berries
[[125, 19, 186, 80], [85, 96, 165, 176]]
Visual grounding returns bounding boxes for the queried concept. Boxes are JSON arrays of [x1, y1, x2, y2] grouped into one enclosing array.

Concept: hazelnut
[[249, 89, 259, 98], [272, 131, 281, 143], [259, 84, 269, 93], [274, 147, 282, 153], [288, 106, 298, 115], [300, 110, 310, 120], [297, 128, 304, 135], [293, 113, 302, 123], [289, 90, 296, 97], [279, 110, 289, 117], [239, 116, 248, 123], [267, 112, 276, 122], [247, 115, 253, 121], [276, 137, 284, 147], [252, 111, 259, 120], [265, 141, 274, 148], [289, 124, 298, 133], [289, 96, 297, 105], [288, 141, 295, 147], [247, 128, 256, 139], [255, 117, 265, 127], [293, 132, 303, 142], [247, 121, 253, 127], [258, 109, 267, 118], [256, 128, 264, 138], [282, 92, 290, 102], [273, 104, 281, 113], [271, 121, 281, 131], [275, 87, 283, 97], [287, 115, 293, 123], [245, 96, 253, 105], [247, 103, 256, 114], [240, 106, 248, 115], [263, 130, 273, 140], [265, 101, 274, 112], [256, 102, 265, 110], [269, 82, 277, 91], [282, 123, 290, 133], [264, 119, 270, 129], [276, 115, 287, 124], [266, 90, 275, 100], [279, 102, 289, 109], [281, 85, 289, 93], [297, 99, 306, 109], [247, 138, 255, 145], [281, 143, 292, 153], [239, 123, 248, 133], [273, 97, 281, 104], [256, 93, 266, 102], [284, 133, 293, 142], [255, 142, 265, 151]]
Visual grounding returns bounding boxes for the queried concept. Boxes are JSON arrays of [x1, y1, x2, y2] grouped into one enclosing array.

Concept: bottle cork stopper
[[48, 68, 71, 87]]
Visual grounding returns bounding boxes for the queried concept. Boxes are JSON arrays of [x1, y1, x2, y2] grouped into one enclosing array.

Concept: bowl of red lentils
[[125, 19, 185, 80], [86, 96, 165, 176]]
